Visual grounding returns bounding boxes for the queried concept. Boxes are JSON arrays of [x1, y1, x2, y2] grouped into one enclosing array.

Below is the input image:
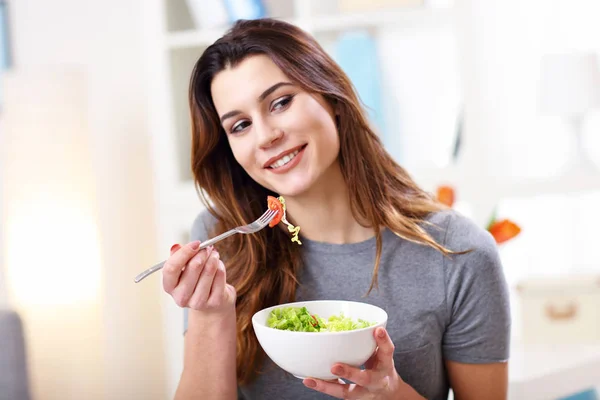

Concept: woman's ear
[[331, 97, 340, 116], [332, 98, 341, 116]]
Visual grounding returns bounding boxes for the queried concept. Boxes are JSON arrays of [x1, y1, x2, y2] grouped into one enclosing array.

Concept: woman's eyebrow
[[257, 82, 293, 102], [220, 81, 294, 123]]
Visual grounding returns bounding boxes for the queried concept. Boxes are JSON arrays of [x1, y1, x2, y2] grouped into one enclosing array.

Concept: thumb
[[225, 283, 237, 303]]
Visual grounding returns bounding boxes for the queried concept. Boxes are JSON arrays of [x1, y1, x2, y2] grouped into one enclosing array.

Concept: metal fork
[[133, 209, 278, 283]]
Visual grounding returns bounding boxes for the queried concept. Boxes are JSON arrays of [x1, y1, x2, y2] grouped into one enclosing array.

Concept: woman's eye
[[271, 95, 293, 112], [230, 120, 251, 134]]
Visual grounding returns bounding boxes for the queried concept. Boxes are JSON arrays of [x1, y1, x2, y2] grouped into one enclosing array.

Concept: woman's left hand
[[302, 327, 425, 399]]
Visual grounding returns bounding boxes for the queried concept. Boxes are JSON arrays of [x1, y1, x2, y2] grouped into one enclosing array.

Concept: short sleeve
[[183, 209, 217, 335], [190, 208, 217, 242], [442, 213, 511, 363]]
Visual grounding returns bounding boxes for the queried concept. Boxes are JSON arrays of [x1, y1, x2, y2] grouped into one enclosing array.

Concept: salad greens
[[267, 306, 375, 332]]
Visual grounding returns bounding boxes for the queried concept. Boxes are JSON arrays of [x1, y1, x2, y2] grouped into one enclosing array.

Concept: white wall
[[455, 0, 600, 337], [4, 1, 167, 399]]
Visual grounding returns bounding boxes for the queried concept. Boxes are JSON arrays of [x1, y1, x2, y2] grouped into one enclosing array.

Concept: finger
[[303, 378, 366, 399], [189, 250, 220, 307], [170, 244, 181, 256], [170, 244, 183, 272], [207, 260, 226, 306], [162, 240, 201, 292], [224, 283, 237, 303], [374, 328, 395, 371], [363, 348, 379, 370], [170, 247, 213, 307], [331, 364, 374, 388]]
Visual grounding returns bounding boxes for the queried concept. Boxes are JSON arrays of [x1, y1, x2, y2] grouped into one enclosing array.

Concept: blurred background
[[1, 0, 600, 399]]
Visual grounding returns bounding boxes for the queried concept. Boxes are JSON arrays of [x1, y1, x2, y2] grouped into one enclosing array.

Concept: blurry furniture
[[509, 343, 600, 400], [338, 0, 424, 12], [539, 52, 600, 170], [512, 275, 600, 399], [560, 389, 599, 400], [517, 275, 600, 344], [0, 309, 31, 400]]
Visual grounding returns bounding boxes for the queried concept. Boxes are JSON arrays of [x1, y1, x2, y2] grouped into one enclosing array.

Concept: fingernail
[[378, 328, 385, 338], [170, 244, 180, 252], [332, 365, 344, 375], [190, 240, 201, 251], [304, 379, 316, 388]]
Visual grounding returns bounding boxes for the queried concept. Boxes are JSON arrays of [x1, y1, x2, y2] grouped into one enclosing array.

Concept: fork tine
[[259, 209, 277, 224], [261, 210, 277, 224]]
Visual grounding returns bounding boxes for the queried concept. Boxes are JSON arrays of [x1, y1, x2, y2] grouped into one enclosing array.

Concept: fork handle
[[134, 260, 168, 283], [133, 229, 237, 283]]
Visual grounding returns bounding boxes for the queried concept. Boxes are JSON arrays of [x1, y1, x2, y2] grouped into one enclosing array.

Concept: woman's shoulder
[[424, 209, 498, 256], [190, 207, 219, 241], [425, 210, 507, 308]]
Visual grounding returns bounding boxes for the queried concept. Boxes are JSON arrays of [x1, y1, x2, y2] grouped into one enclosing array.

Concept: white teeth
[[269, 149, 300, 169]]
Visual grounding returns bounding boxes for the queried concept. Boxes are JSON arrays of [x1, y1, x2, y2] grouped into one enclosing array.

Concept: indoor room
[[1, 1, 600, 399]]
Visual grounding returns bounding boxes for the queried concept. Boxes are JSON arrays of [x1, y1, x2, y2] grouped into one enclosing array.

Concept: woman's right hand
[[162, 240, 236, 314]]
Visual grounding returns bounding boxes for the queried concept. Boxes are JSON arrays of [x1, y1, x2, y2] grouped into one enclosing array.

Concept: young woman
[[162, 18, 510, 400]]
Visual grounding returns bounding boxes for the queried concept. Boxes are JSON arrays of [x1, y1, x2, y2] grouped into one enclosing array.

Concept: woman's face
[[210, 54, 340, 197]]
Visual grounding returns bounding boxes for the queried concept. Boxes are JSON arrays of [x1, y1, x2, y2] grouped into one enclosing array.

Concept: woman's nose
[[257, 122, 284, 149]]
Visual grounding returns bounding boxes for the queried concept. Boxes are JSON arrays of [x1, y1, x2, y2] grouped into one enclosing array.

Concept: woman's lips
[[266, 145, 306, 174]]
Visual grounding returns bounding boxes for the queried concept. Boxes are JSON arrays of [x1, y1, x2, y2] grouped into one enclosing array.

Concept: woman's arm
[[441, 213, 511, 400], [446, 360, 508, 400], [175, 310, 238, 400], [162, 242, 238, 400]]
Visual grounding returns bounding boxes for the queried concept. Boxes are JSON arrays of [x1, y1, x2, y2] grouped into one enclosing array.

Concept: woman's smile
[[264, 144, 307, 174]]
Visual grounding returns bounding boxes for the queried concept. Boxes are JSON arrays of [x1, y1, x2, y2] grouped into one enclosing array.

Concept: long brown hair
[[189, 18, 453, 385]]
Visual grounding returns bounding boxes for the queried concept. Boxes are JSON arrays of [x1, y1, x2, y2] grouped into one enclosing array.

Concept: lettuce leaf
[[267, 306, 374, 332]]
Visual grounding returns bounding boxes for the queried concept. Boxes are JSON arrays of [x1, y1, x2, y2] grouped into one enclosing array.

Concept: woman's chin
[[268, 180, 313, 199]]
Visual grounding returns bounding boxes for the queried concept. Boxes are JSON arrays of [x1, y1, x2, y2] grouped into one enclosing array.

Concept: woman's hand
[[162, 241, 236, 314], [302, 327, 425, 400]]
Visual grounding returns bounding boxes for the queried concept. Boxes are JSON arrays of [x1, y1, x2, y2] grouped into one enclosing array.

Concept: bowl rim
[[251, 299, 388, 336]]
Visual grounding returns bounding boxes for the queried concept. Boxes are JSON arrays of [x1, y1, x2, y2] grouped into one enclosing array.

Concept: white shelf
[[164, 6, 454, 49], [500, 172, 600, 198], [412, 165, 600, 199], [308, 6, 454, 33], [166, 26, 228, 49]]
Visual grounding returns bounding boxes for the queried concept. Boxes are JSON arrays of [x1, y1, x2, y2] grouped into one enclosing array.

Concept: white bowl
[[252, 300, 388, 380]]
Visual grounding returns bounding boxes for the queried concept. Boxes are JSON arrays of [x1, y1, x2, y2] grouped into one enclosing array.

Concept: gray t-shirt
[[184, 209, 510, 399]]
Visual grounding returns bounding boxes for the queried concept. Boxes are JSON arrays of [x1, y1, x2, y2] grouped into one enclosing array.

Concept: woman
[[163, 18, 510, 400]]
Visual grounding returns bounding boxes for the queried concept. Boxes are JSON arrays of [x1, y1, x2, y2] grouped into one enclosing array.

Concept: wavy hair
[[189, 18, 453, 385]]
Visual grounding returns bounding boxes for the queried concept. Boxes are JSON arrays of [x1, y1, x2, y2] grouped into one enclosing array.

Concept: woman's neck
[[283, 163, 374, 244]]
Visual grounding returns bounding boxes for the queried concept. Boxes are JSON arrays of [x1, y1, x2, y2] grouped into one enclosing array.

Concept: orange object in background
[[436, 184, 521, 245], [488, 219, 521, 244], [436, 185, 455, 207]]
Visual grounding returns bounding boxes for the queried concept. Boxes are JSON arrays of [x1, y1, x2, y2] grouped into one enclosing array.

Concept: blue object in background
[[1, 0, 11, 108], [0, 1, 9, 69], [559, 389, 598, 400], [223, 0, 266, 22], [333, 30, 385, 135]]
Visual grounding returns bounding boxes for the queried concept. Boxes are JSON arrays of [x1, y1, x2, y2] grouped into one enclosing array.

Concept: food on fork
[[267, 195, 302, 245], [267, 196, 284, 227]]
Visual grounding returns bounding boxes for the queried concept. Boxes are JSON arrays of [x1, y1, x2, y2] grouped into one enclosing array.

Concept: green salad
[[267, 306, 375, 332]]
